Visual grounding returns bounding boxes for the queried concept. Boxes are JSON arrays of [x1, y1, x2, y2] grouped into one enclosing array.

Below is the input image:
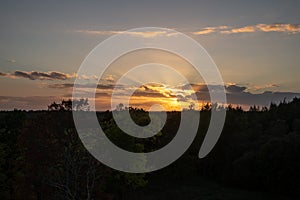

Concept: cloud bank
[[47, 82, 300, 110], [0, 70, 75, 80], [180, 84, 300, 108], [0, 70, 99, 81]]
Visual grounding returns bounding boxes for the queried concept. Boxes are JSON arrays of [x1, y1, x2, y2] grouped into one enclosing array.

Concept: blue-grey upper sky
[[0, 0, 300, 110]]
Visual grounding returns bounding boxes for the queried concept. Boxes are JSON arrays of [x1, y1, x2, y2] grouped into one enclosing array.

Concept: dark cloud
[[95, 92, 110, 98], [0, 70, 74, 80], [226, 85, 247, 93], [14, 71, 70, 80], [97, 84, 117, 90], [176, 94, 192, 102], [144, 83, 165, 87], [52, 82, 300, 108], [226, 91, 300, 106], [49, 83, 174, 99], [181, 83, 209, 91], [48, 83, 74, 89], [182, 83, 261, 94], [177, 83, 300, 108], [2, 80, 298, 110], [182, 84, 226, 93], [13, 71, 32, 79], [1, 90, 300, 111], [194, 91, 211, 101], [48, 83, 120, 90], [132, 90, 168, 98]]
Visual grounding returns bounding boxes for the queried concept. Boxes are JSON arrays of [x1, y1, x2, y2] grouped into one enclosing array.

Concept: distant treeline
[[0, 98, 299, 199]]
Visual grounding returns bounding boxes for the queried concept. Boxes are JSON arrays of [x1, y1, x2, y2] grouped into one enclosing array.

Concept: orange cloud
[[75, 30, 179, 38], [192, 26, 230, 35], [248, 83, 279, 91], [192, 23, 300, 35], [192, 28, 216, 35], [256, 23, 300, 33], [104, 75, 115, 83], [221, 26, 256, 34]]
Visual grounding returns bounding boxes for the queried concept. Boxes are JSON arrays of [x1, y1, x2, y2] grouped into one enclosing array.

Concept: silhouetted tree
[[116, 103, 124, 111], [48, 98, 89, 111], [188, 102, 195, 110]]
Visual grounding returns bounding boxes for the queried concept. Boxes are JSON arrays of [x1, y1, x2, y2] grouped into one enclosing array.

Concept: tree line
[[0, 98, 299, 199]]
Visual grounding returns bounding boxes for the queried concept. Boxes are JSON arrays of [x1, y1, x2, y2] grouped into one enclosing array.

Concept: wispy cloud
[[192, 27, 216, 35], [192, 26, 229, 35], [221, 26, 256, 34], [6, 59, 16, 63], [256, 23, 300, 33], [76, 24, 300, 37], [248, 83, 279, 91], [104, 75, 115, 83], [75, 30, 179, 38], [192, 23, 300, 35]]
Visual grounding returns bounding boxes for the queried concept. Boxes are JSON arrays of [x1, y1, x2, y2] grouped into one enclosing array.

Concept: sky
[[0, 0, 300, 110]]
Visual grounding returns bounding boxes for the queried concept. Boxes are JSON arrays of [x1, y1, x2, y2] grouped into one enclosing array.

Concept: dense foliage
[[0, 98, 300, 199]]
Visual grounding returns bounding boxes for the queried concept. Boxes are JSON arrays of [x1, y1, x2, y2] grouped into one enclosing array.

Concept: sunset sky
[[1, 0, 300, 110]]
